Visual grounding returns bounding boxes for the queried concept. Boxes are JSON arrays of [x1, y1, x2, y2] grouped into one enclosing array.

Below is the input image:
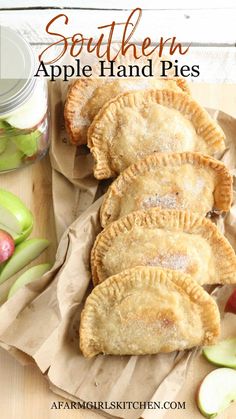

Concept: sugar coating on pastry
[[64, 78, 189, 145], [80, 266, 220, 357], [88, 89, 226, 179], [92, 209, 236, 286], [100, 152, 232, 227]]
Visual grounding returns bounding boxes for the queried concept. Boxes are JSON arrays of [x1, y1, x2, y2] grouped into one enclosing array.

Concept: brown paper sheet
[[0, 82, 236, 419]]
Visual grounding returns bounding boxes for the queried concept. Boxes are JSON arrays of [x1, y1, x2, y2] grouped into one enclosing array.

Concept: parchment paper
[[0, 81, 235, 419]]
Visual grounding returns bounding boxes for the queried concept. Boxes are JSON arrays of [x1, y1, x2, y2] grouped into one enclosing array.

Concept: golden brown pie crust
[[100, 152, 233, 227], [64, 78, 190, 145], [88, 89, 226, 179], [80, 266, 220, 357], [64, 79, 101, 145], [91, 209, 236, 286]]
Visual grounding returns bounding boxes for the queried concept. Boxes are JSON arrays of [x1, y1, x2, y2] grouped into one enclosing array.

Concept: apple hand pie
[[100, 152, 232, 227], [80, 267, 220, 357], [91, 209, 236, 286], [64, 78, 189, 145], [88, 89, 226, 179]]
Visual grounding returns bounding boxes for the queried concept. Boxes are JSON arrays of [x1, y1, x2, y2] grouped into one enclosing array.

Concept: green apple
[[0, 238, 49, 284], [12, 130, 39, 157], [0, 121, 12, 154], [0, 189, 33, 235], [0, 138, 8, 154], [8, 263, 51, 298], [14, 222, 33, 245], [0, 137, 8, 154], [197, 368, 236, 417], [203, 338, 236, 368], [0, 141, 23, 170]]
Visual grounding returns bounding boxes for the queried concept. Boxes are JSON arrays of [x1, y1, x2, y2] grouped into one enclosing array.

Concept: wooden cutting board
[[0, 83, 236, 419]]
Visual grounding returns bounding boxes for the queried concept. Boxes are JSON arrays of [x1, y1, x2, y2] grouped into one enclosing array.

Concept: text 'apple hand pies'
[[91, 209, 236, 286], [100, 152, 232, 227], [87, 89, 226, 179], [80, 267, 220, 357], [64, 78, 189, 145]]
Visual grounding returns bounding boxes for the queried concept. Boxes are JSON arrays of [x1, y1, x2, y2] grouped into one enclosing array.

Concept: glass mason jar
[[0, 27, 49, 172]]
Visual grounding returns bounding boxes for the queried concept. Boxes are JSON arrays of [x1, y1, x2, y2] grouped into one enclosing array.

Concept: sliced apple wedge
[[6, 82, 47, 130], [0, 189, 33, 234], [12, 130, 39, 157], [0, 120, 10, 154], [197, 368, 236, 417], [0, 141, 23, 170], [0, 238, 49, 284], [14, 222, 33, 245], [8, 263, 51, 298], [203, 339, 236, 369], [0, 137, 8, 154]]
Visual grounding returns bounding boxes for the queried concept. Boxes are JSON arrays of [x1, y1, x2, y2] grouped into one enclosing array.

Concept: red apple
[[225, 289, 236, 314], [0, 229, 15, 264]]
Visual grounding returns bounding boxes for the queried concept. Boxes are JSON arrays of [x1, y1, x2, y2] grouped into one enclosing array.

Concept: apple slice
[[0, 238, 49, 284], [203, 338, 236, 368], [197, 368, 236, 417], [0, 141, 23, 170], [12, 130, 40, 157], [0, 189, 33, 234], [0, 137, 8, 154], [225, 290, 236, 314], [0, 229, 15, 264], [6, 83, 47, 130], [8, 263, 51, 298], [0, 121, 13, 154]]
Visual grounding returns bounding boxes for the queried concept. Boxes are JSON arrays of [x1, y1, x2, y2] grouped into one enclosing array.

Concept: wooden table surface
[[0, 83, 236, 419]]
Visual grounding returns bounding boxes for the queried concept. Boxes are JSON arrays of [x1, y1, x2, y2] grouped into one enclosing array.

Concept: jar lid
[[0, 26, 36, 115]]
